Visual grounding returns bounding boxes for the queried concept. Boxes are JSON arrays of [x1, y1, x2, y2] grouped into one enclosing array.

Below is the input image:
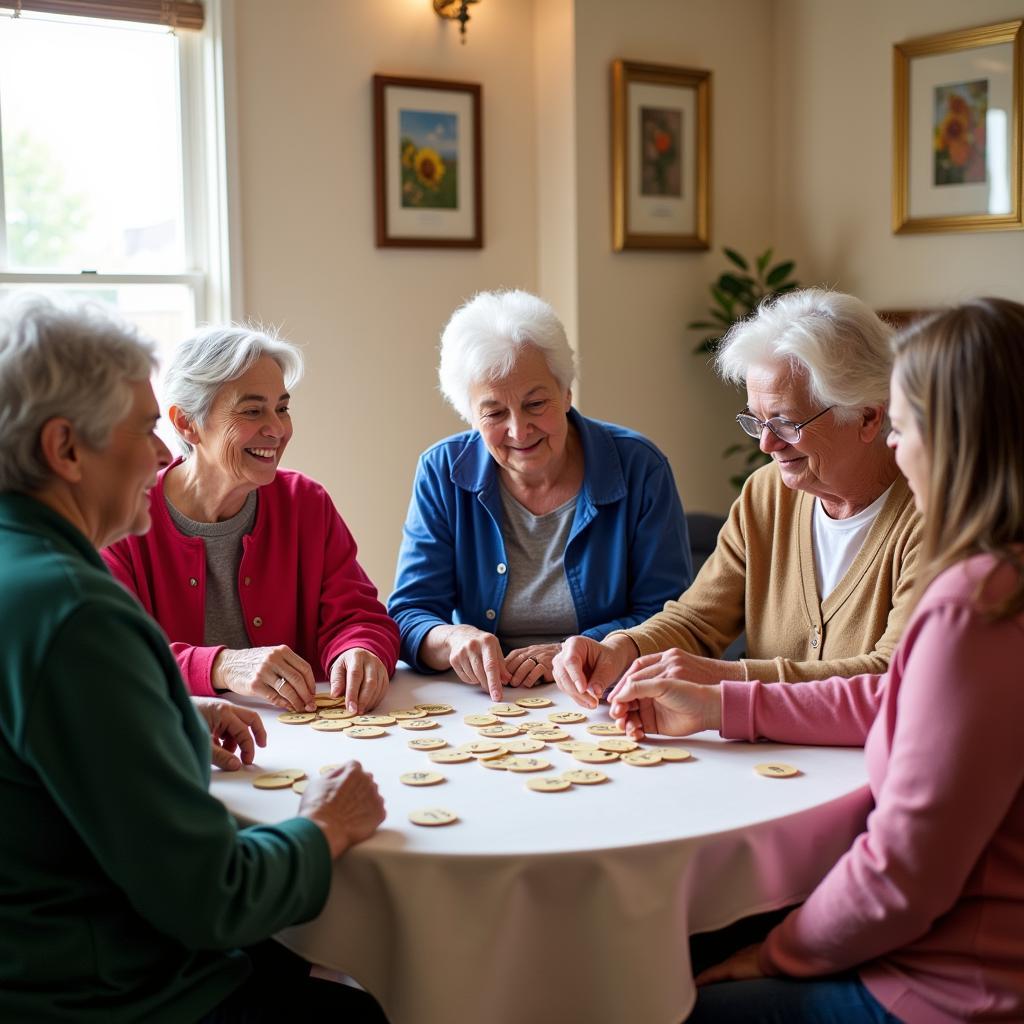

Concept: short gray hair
[[438, 289, 577, 422], [715, 288, 893, 423], [164, 324, 304, 455], [0, 293, 156, 494]]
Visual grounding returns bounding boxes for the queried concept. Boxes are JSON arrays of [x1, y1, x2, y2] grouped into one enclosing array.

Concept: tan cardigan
[[620, 463, 922, 682]]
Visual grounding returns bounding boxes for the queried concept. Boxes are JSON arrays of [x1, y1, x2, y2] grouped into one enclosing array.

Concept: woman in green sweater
[[555, 289, 922, 705], [0, 295, 387, 1023]]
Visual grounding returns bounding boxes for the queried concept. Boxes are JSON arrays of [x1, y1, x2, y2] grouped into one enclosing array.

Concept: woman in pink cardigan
[[609, 298, 1024, 1023], [103, 325, 399, 715]]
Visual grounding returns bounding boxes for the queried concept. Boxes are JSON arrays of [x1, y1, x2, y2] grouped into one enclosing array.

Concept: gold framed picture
[[893, 19, 1023, 234], [611, 60, 711, 251]]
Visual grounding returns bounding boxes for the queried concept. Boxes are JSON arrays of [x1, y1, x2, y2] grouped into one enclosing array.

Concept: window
[[0, 1, 235, 382]]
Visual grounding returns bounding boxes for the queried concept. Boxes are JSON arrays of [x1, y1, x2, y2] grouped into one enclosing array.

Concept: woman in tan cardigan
[[554, 289, 922, 707]]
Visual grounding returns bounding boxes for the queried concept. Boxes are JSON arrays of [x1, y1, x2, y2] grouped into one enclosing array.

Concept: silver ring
[[274, 677, 286, 692], [524, 656, 537, 665]]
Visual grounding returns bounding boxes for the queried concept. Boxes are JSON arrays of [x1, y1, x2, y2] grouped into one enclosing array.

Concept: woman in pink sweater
[[609, 298, 1024, 1023]]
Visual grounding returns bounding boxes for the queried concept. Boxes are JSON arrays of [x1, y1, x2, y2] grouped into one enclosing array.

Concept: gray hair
[[164, 323, 304, 455], [715, 288, 893, 424], [438, 289, 577, 422], [0, 293, 156, 494]]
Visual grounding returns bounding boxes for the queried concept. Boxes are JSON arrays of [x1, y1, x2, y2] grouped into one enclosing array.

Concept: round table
[[210, 669, 871, 1024]]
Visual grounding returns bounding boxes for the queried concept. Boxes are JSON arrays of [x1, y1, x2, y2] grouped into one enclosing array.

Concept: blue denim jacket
[[388, 409, 692, 670]]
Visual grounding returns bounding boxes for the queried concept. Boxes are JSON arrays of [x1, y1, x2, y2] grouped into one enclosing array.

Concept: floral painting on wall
[[399, 110, 458, 210], [640, 107, 682, 197], [933, 80, 987, 186]]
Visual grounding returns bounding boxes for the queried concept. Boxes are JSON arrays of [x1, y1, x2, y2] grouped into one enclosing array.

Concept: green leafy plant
[[688, 247, 800, 489]]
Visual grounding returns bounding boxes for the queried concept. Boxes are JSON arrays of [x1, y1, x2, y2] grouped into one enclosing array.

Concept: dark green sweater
[[0, 494, 332, 1022]]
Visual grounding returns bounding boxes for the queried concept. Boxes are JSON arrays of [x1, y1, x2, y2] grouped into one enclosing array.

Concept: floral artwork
[[933, 80, 987, 186], [399, 109, 458, 209], [640, 107, 682, 196]]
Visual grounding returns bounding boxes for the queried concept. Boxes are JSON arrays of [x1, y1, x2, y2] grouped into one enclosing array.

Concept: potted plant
[[689, 247, 800, 488]]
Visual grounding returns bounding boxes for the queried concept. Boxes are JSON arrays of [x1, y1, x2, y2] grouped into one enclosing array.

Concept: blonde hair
[[893, 297, 1024, 619]]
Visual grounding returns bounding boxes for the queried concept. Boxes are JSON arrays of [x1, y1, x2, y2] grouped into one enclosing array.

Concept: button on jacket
[[389, 409, 692, 670]]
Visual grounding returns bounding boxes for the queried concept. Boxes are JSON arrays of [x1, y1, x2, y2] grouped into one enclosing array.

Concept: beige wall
[[229, 0, 1023, 592], [773, 0, 1024, 306]]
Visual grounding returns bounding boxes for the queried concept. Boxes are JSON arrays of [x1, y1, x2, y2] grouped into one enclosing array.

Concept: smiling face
[[468, 345, 572, 484], [745, 361, 883, 506], [80, 379, 172, 547], [189, 355, 293, 494], [887, 371, 929, 514]]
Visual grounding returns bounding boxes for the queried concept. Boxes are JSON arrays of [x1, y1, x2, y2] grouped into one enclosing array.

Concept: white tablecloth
[[210, 669, 871, 1024]]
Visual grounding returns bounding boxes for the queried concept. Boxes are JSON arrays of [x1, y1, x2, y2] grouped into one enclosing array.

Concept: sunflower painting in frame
[[933, 79, 988, 186], [399, 109, 458, 209]]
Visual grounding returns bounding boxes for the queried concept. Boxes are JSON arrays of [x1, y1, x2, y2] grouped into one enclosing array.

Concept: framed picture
[[893, 19, 1023, 234], [373, 74, 482, 248], [611, 60, 711, 251]]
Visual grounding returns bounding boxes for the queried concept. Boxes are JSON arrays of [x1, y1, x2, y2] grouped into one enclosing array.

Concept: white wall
[[773, 0, 1024, 307]]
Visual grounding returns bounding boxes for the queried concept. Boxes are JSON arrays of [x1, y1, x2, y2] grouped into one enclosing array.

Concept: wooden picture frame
[[611, 59, 711, 251], [893, 19, 1023, 234], [373, 74, 483, 248]]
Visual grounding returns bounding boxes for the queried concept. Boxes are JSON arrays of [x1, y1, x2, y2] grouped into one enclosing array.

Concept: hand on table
[[606, 674, 721, 741], [621, 647, 741, 687], [552, 634, 637, 709], [441, 625, 510, 701], [694, 943, 766, 985], [300, 761, 386, 858], [330, 648, 389, 713], [211, 645, 317, 713], [504, 643, 560, 688], [192, 697, 267, 771]]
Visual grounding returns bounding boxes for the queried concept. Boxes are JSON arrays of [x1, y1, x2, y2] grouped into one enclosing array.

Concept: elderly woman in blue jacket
[[389, 289, 691, 701]]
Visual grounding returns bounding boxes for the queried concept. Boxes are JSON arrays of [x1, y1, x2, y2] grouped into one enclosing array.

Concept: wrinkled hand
[[192, 697, 267, 771], [694, 943, 766, 986], [300, 761, 386, 858], [211, 645, 317, 713], [607, 672, 721, 740], [620, 647, 740, 687], [444, 625, 510, 701], [504, 643, 560, 688], [552, 634, 637, 709], [330, 648, 389, 713]]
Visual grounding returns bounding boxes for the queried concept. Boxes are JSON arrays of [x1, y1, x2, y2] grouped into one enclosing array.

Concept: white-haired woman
[[388, 289, 692, 701], [103, 325, 400, 714], [555, 288, 923, 706]]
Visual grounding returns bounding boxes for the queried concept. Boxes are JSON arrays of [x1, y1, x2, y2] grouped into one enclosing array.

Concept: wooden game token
[[311, 719, 350, 732], [587, 723, 626, 736], [478, 724, 522, 738], [391, 708, 429, 720], [319, 764, 344, 774], [477, 746, 511, 760], [400, 771, 445, 787], [351, 714, 396, 727], [562, 769, 608, 785], [548, 711, 587, 724], [489, 703, 527, 717], [574, 749, 619, 764], [755, 762, 800, 778], [457, 741, 502, 754], [504, 738, 546, 754], [556, 740, 599, 754], [464, 713, 499, 727], [415, 703, 455, 715], [408, 737, 448, 751], [620, 749, 662, 766], [598, 738, 639, 753], [526, 776, 571, 792], [253, 770, 306, 789], [429, 749, 474, 764], [528, 727, 569, 742], [345, 726, 386, 738], [291, 779, 308, 794], [277, 712, 317, 725], [317, 708, 357, 720], [505, 757, 551, 773], [515, 696, 554, 708], [313, 696, 343, 708], [408, 808, 458, 826], [481, 755, 515, 770], [400, 718, 439, 731], [654, 747, 693, 762]]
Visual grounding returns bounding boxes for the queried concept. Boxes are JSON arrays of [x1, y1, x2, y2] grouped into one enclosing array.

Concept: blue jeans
[[686, 976, 902, 1023]]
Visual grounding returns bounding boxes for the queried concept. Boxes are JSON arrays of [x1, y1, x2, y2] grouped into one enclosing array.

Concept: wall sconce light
[[433, 0, 480, 44]]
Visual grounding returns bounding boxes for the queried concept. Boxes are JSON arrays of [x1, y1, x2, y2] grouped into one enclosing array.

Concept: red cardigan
[[102, 461, 399, 696]]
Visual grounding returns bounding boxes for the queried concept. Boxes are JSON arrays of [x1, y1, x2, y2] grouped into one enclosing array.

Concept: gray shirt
[[495, 485, 579, 652], [165, 491, 257, 650]]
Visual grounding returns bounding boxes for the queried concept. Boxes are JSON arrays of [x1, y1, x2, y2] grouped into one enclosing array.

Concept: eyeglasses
[[735, 405, 834, 444]]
